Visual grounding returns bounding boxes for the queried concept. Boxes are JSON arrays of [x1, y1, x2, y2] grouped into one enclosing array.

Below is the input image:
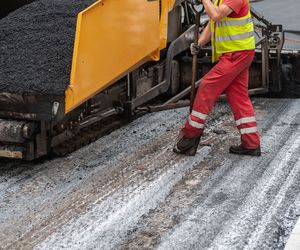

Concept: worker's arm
[[198, 23, 211, 47], [202, 0, 233, 22], [190, 23, 211, 55]]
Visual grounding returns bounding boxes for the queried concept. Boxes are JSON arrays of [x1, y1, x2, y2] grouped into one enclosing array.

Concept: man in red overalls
[[174, 0, 261, 156]]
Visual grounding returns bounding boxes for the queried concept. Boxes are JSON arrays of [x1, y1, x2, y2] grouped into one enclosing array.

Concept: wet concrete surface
[[0, 98, 299, 249]]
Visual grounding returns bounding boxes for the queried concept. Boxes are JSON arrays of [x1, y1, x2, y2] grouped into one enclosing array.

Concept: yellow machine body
[[65, 0, 176, 113]]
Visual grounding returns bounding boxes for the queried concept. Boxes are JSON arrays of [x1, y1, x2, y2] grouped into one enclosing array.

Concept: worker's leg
[[182, 51, 255, 138], [225, 65, 261, 149]]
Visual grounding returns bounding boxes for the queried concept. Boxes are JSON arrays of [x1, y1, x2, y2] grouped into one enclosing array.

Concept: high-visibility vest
[[210, 0, 255, 62]]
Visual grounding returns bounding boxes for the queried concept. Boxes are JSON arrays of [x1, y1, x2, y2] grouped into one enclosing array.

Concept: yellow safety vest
[[210, 0, 255, 62]]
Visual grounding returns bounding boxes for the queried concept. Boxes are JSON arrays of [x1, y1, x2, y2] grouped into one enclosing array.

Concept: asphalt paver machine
[[0, 0, 298, 160]]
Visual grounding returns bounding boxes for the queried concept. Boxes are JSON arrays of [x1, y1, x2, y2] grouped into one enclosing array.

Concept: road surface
[[0, 98, 299, 250]]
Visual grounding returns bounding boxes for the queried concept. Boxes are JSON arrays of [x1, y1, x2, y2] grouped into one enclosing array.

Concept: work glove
[[190, 42, 201, 55]]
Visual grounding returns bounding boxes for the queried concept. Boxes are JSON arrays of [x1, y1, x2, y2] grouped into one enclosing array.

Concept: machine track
[[0, 98, 299, 250], [51, 118, 123, 157]]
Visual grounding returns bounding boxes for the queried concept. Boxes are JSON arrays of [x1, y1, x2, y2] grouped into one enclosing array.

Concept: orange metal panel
[[159, 0, 176, 49], [65, 0, 161, 113]]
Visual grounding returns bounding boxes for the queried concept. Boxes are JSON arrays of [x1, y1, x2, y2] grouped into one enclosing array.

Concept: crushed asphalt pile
[[0, 0, 95, 95], [0, 0, 35, 18]]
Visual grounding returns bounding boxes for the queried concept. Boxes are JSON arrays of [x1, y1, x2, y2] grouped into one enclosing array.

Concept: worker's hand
[[190, 42, 201, 55]]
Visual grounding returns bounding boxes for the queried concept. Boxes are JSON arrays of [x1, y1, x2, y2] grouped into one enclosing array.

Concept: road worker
[[174, 0, 261, 156]]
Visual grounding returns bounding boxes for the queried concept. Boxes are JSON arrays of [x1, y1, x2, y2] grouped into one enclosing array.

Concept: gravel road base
[[0, 98, 299, 250]]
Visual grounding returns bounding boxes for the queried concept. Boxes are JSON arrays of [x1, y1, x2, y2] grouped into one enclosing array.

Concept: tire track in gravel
[[207, 126, 300, 250], [24, 99, 295, 249], [0, 107, 186, 193], [34, 147, 211, 250], [3, 102, 231, 249], [155, 100, 300, 250], [117, 131, 238, 249], [0, 108, 187, 249], [116, 99, 295, 250], [1, 99, 298, 250], [20, 139, 211, 249]]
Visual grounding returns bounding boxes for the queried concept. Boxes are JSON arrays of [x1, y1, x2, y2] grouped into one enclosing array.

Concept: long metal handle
[[190, 11, 201, 112]]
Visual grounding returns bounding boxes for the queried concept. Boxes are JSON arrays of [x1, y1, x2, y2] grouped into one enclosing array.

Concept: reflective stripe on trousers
[[191, 110, 207, 120], [187, 110, 207, 129], [188, 117, 204, 129], [236, 116, 256, 126], [236, 116, 258, 135], [240, 127, 258, 135]]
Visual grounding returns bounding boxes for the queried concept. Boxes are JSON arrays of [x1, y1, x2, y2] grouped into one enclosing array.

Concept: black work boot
[[229, 145, 261, 157], [173, 134, 202, 156]]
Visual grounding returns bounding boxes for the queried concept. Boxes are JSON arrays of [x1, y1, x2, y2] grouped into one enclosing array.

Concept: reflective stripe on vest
[[211, 0, 255, 63], [215, 17, 253, 27], [215, 31, 254, 43]]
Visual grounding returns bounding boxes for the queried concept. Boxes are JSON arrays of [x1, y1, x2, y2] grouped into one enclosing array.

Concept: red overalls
[[182, 50, 261, 149]]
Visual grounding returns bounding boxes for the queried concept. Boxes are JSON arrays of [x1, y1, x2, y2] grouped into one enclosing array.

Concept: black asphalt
[[0, 0, 34, 18], [0, 0, 95, 95]]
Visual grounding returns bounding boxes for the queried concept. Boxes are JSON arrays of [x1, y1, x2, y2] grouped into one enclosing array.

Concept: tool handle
[[190, 11, 201, 112]]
